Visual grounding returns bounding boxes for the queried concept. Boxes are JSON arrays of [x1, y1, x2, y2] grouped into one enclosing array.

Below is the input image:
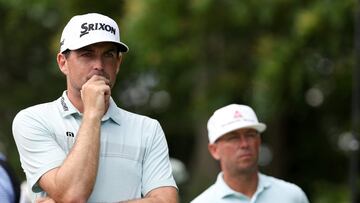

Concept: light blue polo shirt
[[12, 91, 177, 203], [191, 172, 309, 203]]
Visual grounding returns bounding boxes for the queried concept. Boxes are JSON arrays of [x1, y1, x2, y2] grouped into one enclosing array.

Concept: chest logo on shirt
[[66, 131, 74, 137]]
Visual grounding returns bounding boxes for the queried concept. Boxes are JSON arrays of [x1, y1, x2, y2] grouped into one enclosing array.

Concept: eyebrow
[[105, 47, 118, 52], [76, 46, 117, 53], [76, 47, 93, 53]]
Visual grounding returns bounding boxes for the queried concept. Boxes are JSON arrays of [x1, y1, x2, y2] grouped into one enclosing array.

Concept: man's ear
[[208, 143, 221, 161], [57, 53, 68, 75]]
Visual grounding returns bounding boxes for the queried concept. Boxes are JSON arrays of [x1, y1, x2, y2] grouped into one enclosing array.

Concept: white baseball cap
[[207, 104, 266, 143], [59, 13, 129, 53]]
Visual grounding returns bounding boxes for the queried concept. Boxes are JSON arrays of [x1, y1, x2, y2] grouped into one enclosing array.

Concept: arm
[[35, 186, 178, 203], [38, 115, 101, 202], [121, 186, 178, 203], [38, 76, 110, 203]]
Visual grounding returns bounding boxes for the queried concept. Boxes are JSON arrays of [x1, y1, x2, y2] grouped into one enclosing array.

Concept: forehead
[[76, 42, 118, 51]]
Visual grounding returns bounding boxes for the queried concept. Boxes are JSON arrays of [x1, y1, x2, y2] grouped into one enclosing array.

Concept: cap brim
[[223, 122, 267, 135], [211, 122, 267, 143], [241, 123, 266, 133], [116, 42, 129, 52], [63, 39, 129, 53]]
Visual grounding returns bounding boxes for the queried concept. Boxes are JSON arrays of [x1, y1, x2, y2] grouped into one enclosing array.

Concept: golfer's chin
[[236, 157, 257, 169], [236, 162, 258, 174]]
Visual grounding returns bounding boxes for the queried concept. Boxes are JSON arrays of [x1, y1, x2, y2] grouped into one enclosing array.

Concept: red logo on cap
[[234, 110, 242, 118]]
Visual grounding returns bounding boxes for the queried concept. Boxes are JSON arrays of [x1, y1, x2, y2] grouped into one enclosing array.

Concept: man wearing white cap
[[12, 13, 178, 203], [191, 104, 309, 203]]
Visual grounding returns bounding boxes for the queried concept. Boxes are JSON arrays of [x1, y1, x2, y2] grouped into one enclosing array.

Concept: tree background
[[0, 0, 356, 202]]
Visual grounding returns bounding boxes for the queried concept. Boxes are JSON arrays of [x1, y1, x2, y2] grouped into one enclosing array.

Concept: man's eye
[[245, 132, 258, 138], [80, 52, 93, 57], [227, 136, 239, 141], [105, 52, 116, 57]]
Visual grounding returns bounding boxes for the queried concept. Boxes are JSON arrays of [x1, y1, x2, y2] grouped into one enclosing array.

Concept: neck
[[222, 170, 259, 198], [66, 90, 85, 112]]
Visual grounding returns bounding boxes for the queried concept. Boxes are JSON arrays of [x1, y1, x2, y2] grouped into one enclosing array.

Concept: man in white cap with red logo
[[191, 104, 309, 203], [12, 13, 178, 203]]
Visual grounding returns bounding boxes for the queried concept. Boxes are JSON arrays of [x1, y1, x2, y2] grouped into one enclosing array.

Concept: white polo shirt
[[12, 91, 177, 202], [191, 172, 309, 203]]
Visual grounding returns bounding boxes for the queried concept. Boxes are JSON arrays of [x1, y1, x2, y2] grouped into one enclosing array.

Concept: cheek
[[68, 67, 90, 85], [218, 145, 236, 156], [106, 66, 119, 78], [68, 67, 84, 78], [253, 140, 261, 149]]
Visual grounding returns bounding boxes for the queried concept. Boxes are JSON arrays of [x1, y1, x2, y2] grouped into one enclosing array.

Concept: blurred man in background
[[12, 13, 177, 203], [191, 104, 309, 203], [0, 153, 20, 203]]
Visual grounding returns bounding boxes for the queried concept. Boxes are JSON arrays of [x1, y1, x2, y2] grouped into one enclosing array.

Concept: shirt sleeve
[[298, 188, 310, 203], [141, 120, 177, 195], [12, 108, 66, 193]]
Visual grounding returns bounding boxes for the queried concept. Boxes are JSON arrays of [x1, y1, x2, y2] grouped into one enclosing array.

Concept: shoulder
[[191, 184, 218, 203], [12, 100, 59, 134], [265, 175, 303, 191], [118, 107, 154, 120], [261, 174, 309, 201], [116, 107, 161, 129], [13, 101, 57, 123]]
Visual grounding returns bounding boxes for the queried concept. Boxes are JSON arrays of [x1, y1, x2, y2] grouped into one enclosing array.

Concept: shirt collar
[[252, 173, 272, 199], [58, 91, 121, 125], [258, 173, 271, 190], [102, 97, 121, 125], [216, 172, 272, 200], [59, 91, 79, 117]]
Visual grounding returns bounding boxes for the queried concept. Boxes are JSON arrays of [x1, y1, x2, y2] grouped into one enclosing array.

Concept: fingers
[[85, 70, 111, 85], [82, 75, 111, 95], [81, 75, 111, 118], [86, 74, 110, 86], [36, 197, 56, 203]]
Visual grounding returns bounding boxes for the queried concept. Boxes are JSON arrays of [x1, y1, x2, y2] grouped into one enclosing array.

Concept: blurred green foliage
[[0, 0, 357, 202]]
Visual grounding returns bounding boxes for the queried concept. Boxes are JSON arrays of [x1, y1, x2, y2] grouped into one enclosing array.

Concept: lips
[[86, 70, 108, 80], [238, 152, 253, 159], [84, 71, 112, 88]]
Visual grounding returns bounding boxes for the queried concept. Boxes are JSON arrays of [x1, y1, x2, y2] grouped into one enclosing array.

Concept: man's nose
[[93, 57, 105, 70], [238, 136, 250, 148]]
